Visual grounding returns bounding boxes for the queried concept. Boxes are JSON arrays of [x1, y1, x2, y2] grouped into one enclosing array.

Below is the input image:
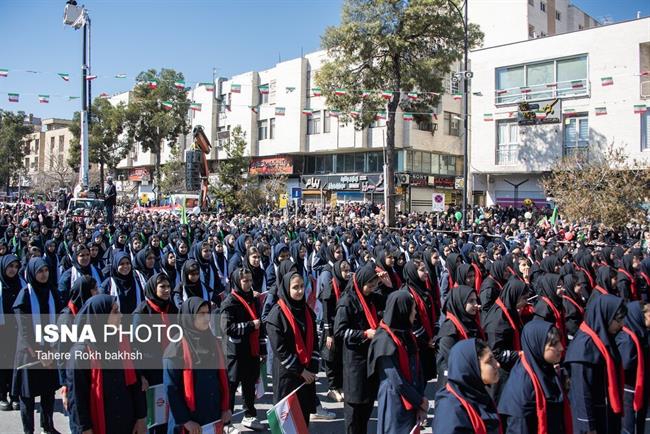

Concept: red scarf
[[447, 312, 485, 341], [331, 277, 341, 301], [231, 291, 260, 357], [579, 322, 623, 414], [618, 268, 639, 300], [593, 286, 608, 295], [641, 272, 650, 289], [277, 298, 314, 366], [576, 266, 595, 289], [89, 341, 137, 434], [181, 337, 229, 414], [471, 263, 483, 293], [445, 383, 502, 434], [408, 287, 436, 340], [353, 275, 378, 329], [622, 326, 645, 412], [488, 275, 504, 291], [494, 298, 521, 351], [562, 295, 584, 315], [146, 299, 171, 350], [379, 321, 419, 411], [541, 296, 567, 349], [67, 300, 79, 316], [519, 352, 573, 434]]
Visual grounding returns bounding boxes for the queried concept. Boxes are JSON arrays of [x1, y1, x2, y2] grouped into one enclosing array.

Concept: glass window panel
[[354, 153, 364, 171], [367, 152, 379, 172], [557, 56, 587, 96], [336, 154, 345, 173], [430, 153, 440, 174], [324, 154, 333, 172], [406, 151, 413, 171], [496, 66, 524, 103], [323, 110, 331, 133], [526, 61, 554, 99], [413, 151, 423, 173], [422, 152, 431, 173], [344, 153, 354, 172]]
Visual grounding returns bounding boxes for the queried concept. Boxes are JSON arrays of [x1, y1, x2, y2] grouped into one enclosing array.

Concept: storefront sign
[[433, 176, 455, 189], [409, 174, 428, 187], [129, 167, 150, 182], [249, 156, 293, 175], [301, 174, 383, 192]]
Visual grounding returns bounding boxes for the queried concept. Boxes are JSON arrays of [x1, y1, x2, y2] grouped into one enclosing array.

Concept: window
[[25, 158, 29, 169], [323, 110, 331, 133], [59, 135, 65, 152], [33, 139, 39, 153], [430, 153, 440, 174], [440, 155, 456, 174], [307, 111, 321, 135], [449, 70, 460, 94], [218, 94, 228, 113], [258, 120, 268, 140], [34, 157, 38, 169], [259, 83, 269, 105], [578, 24, 584, 30], [269, 118, 276, 140], [563, 114, 589, 158], [313, 155, 332, 173], [412, 151, 423, 173], [642, 111, 650, 151], [49, 157, 54, 170], [444, 112, 460, 136], [495, 55, 588, 103], [422, 152, 431, 173], [367, 152, 383, 172], [306, 69, 312, 100], [50, 136, 55, 149], [269, 80, 276, 105], [540, 1, 546, 12], [496, 121, 520, 165], [556, 10, 561, 20], [528, 25, 535, 38]]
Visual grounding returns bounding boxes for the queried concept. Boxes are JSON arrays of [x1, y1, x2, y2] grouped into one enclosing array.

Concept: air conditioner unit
[[396, 173, 410, 185]]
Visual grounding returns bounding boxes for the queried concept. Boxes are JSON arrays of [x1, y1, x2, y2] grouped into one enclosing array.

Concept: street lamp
[[63, 1, 91, 193], [447, 0, 470, 230]]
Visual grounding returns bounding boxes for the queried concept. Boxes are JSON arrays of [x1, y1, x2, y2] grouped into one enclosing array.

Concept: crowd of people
[[0, 198, 649, 434]]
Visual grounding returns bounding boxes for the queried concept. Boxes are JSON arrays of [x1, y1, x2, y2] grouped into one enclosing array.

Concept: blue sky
[[0, 0, 648, 119]]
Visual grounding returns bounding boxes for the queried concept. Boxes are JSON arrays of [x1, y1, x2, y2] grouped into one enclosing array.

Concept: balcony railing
[[495, 78, 590, 105], [562, 146, 590, 161], [496, 146, 519, 166]]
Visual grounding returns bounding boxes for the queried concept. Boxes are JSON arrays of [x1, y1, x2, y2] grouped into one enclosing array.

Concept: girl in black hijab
[[402, 260, 438, 381], [0, 254, 22, 411], [266, 272, 319, 428], [499, 321, 571, 433], [100, 251, 143, 314], [533, 273, 568, 348], [433, 339, 502, 434], [479, 259, 509, 314], [617, 254, 640, 301], [133, 248, 156, 288], [334, 264, 380, 434], [436, 285, 485, 388], [161, 247, 180, 288], [190, 240, 225, 298], [482, 278, 528, 401], [163, 297, 231, 432], [374, 249, 403, 312], [565, 294, 626, 433], [561, 273, 585, 339], [592, 265, 618, 299], [12, 258, 60, 434], [615, 300, 650, 434], [368, 290, 427, 434], [243, 246, 267, 294], [172, 259, 211, 309]]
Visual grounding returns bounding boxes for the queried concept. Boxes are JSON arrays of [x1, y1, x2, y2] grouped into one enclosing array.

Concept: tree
[[541, 145, 650, 229], [315, 0, 482, 225], [210, 126, 255, 213], [159, 145, 186, 196], [68, 97, 129, 188], [0, 111, 33, 194], [124, 68, 191, 204], [39, 153, 77, 193]]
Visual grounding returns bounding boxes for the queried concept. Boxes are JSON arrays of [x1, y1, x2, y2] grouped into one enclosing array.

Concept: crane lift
[[187, 125, 212, 211]]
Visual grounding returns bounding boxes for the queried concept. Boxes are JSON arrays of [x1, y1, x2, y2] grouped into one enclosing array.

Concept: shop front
[[300, 174, 385, 205], [408, 173, 462, 212]]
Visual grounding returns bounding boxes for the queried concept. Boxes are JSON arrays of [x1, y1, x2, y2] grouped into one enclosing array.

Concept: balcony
[[562, 146, 590, 161], [496, 146, 519, 166], [495, 78, 590, 105]]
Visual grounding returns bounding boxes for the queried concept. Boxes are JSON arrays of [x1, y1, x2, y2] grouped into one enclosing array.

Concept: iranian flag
[[38, 95, 49, 103], [200, 420, 223, 434], [601, 76, 614, 86], [546, 82, 557, 89], [258, 84, 269, 94], [115, 73, 127, 79], [571, 80, 584, 89], [0, 69, 8, 77], [267, 387, 308, 434], [148, 80, 158, 89], [350, 110, 360, 118], [190, 102, 202, 111], [375, 111, 386, 120], [564, 108, 576, 117], [407, 92, 418, 100], [381, 90, 393, 100], [162, 101, 173, 110], [311, 87, 322, 97], [634, 104, 647, 114], [535, 111, 546, 119], [452, 93, 462, 101], [58, 72, 70, 81], [496, 89, 508, 95], [329, 110, 341, 117], [594, 107, 607, 116], [99, 92, 110, 99], [275, 107, 286, 116], [361, 90, 371, 98], [8, 93, 19, 103], [483, 113, 493, 122], [520, 87, 531, 94], [68, 96, 80, 100], [334, 88, 347, 96], [641, 71, 649, 76], [302, 108, 313, 115], [403, 113, 414, 121], [174, 80, 185, 90], [231, 84, 241, 93], [201, 82, 215, 92], [86, 75, 97, 81], [146, 385, 169, 428]]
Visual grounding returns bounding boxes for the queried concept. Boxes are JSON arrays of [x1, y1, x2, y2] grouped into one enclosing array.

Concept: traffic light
[[185, 149, 202, 191]]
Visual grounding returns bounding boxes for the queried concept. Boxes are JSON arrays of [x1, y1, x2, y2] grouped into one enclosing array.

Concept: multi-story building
[[468, 17, 650, 206], [42, 118, 74, 173], [210, 50, 464, 210], [469, 0, 599, 48]]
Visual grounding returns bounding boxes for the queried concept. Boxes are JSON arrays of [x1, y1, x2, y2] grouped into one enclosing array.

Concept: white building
[[469, 0, 599, 48], [469, 17, 650, 207]]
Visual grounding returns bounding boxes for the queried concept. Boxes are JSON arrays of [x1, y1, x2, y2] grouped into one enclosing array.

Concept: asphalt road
[[0, 373, 438, 433]]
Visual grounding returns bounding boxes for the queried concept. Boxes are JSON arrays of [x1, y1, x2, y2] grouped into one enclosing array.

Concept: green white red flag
[[38, 95, 49, 104], [162, 101, 173, 110], [311, 87, 322, 97], [634, 104, 647, 114], [258, 84, 269, 94], [174, 80, 185, 90], [148, 80, 158, 89], [594, 107, 607, 116], [600, 77, 613, 86], [231, 84, 241, 93], [146, 385, 169, 428], [267, 386, 308, 434], [8, 93, 19, 102], [275, 107, 286, 116], [334, 88, 347, 96], [58, 72, 70, 81], [190, 102, 202, 111], [0, 69, 8, 77]]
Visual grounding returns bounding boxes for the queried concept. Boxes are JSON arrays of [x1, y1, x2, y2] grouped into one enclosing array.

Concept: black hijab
[[164, 297, 216, 367], [144, 272, 173, 309], [403, 261, 427, 294], [68, 275, 97, 312]]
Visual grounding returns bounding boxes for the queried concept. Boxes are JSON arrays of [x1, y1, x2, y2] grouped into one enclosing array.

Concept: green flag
[[549, 206, 558, 225], [180, 197, 188, 225]]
